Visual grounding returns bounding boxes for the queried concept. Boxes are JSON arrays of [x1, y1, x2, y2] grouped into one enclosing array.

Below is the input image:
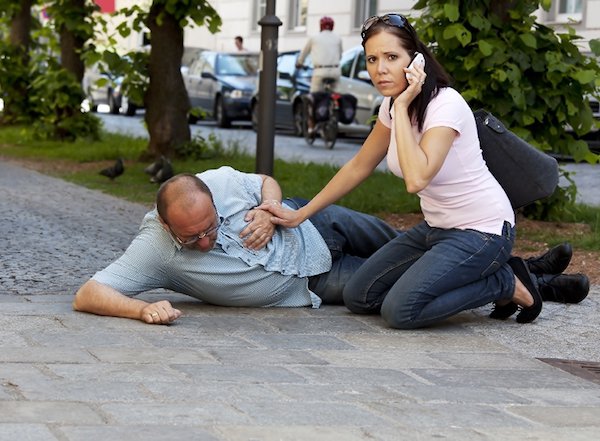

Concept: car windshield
[[216, 53, 259, 76]]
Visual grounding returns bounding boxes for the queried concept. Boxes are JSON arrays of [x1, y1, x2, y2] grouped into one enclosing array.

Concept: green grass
[[1, 124, 598, 250]]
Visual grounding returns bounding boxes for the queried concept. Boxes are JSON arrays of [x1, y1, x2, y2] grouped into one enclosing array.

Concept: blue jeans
[[285, 198, 401, 305], [343, 221, 516, 329]]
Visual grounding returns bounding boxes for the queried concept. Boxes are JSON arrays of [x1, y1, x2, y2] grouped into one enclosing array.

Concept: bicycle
[[302, 77, 340, 149]]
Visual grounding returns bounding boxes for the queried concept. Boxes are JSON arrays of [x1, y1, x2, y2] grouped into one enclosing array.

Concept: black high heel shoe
[[489, 301, 518, 320], [507, 257, 543, 324]]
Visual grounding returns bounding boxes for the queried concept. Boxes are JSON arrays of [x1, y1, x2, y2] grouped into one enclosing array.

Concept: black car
[[182, 50, 259, 127]]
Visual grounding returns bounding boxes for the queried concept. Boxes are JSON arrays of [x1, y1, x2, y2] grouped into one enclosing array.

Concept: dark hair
[[235, 35, 243, 43], [361, 18, 451, 132], [156, 173, 213, 224]]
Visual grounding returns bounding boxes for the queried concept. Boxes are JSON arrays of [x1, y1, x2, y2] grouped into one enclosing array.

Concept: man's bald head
[[156, 173, 213, 224]]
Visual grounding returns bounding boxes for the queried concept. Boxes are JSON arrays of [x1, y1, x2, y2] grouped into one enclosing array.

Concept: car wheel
[[292, 102, 304, 137], [125, 103, 137, 117], [108, 93, 119, 115], [251, 102, 259, 132], [215, 96, 231, 128]]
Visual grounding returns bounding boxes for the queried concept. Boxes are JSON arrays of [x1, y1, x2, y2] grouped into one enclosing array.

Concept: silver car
[[182, 50, 259, 128]]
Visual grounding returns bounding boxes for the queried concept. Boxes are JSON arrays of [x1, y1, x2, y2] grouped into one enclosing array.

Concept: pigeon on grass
[[99, 158, 124, 180]]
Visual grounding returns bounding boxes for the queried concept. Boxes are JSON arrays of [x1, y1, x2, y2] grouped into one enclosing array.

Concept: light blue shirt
[[92, 166, 331, 308]]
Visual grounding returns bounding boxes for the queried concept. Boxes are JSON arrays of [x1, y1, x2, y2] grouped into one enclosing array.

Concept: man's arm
[[73, 280, 181, 325], [296, 38, 312, 67]]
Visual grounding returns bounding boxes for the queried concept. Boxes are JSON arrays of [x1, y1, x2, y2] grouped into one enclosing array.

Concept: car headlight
[[225, 89, 250, 99]]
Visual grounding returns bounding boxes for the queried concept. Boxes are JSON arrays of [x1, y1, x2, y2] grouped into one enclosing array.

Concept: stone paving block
[[139, 332, 257, 349], [411, 367, 596, 389], [144, 381, 287, 403], [0, 347, 97, 364], [88, 347, 217, 364], [207, 348, 329, 366], [15, 379, 151, 402], [313, 349, 449, 369], [0, 423, 59, 441], [342, 333, 511, 353], [245, 333, 355, 350], [100, 402, 251, 425], [171, 316, 279, 334], [269, 383, 406, 404], [288, 365, 419, 386], [0, 295, 27, 303], [0, 332, 30, 348], [383, 384, 531, 405], [0, 364, 55, 389], [214, 424, 409, 441], [432, 351, 544, 369], [367, 401, 532, 429], [46, 362, 189, 383], [508, 405, 600, 426], [234, 400, 392, 426], [26, 329, 149, 348], [475, 427, 600, 441], [262, 316, 378, 334], [173, 364, 307, 384], [0, 401, 102, 424], [60, 425, 220, 441], [509, 387, 600, 406]]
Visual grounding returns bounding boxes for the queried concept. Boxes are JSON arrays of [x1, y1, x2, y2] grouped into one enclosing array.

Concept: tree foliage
[[413, 0, 600, 165], [0, 0, 101, 140]]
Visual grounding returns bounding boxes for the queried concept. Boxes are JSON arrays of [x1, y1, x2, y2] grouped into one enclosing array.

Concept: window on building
[[289, 0, 308, 31], [557, 0, 582, 22], [252, 0, 267, 31], [354, 0, 377, 29]]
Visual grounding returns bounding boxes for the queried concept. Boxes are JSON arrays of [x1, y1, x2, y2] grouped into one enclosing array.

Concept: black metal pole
[[255, 0, 281, 176]]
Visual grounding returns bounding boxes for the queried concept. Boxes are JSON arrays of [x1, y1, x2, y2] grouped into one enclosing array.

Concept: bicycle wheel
[[322, 113, 338, 149]]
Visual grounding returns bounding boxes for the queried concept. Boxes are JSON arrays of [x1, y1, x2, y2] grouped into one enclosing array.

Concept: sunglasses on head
[[361, 14, 408, 40]]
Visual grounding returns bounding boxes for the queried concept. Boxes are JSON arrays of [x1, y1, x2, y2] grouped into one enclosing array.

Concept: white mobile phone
[[405, 52, 425, 80]]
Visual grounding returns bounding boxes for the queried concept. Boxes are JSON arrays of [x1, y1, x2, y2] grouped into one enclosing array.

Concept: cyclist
[[296, 16, 343, 134]]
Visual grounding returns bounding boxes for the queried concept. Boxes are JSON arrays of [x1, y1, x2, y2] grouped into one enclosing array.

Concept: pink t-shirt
[[380, 88, 514, 236]]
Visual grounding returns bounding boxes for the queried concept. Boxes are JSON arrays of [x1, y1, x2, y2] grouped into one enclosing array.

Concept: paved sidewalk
[[1, 160, 599, 441]]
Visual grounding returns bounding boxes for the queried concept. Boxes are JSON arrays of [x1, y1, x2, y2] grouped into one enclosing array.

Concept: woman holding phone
[[260, 14, 542, 329]]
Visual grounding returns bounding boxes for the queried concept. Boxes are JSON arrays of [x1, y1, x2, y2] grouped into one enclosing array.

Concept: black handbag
[[474, 109, 559, 208]]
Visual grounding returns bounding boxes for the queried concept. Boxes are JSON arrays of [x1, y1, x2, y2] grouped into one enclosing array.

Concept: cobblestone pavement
[[1, 160, 600, 441]]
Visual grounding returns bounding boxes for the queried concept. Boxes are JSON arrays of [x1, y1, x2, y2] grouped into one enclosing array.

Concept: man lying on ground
[[73, 166, 589, 325]]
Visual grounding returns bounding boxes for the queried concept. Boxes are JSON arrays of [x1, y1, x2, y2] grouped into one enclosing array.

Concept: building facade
[[106, 0, 600, 54]]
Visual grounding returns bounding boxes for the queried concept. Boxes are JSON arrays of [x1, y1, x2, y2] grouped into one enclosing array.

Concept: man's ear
[[157, 214, 169, 231]]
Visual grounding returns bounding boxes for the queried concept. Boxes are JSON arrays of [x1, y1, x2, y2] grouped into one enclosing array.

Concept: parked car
[[182, 50, 259, 127], [82, 62, 141, 116], [250, 46, 383, 137]]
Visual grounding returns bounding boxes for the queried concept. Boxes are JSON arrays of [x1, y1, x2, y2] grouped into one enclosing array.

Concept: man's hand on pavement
[[141, 300, 182, 325]]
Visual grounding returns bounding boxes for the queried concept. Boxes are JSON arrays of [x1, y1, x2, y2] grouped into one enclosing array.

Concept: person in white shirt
[[297, 16, 343, 93]]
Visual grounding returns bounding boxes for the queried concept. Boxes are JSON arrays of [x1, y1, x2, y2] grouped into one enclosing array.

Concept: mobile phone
[[405, 52, 425, 80]]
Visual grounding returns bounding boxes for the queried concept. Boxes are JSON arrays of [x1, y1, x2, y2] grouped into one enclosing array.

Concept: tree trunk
[[143, 2, 191, 160], [10, 0, 32, 50], [59, 0, 86, 83], [1, 0, 33, 124]]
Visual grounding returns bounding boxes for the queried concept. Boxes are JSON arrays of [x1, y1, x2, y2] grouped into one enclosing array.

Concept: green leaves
[[413, 0, 600, 219]]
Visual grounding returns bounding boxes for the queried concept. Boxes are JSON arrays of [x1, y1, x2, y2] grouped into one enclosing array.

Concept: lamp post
[[255, 0, 281, 176]]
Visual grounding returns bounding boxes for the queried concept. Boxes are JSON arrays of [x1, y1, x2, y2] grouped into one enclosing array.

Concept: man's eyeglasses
[[361, 14, 408, 40], [169, 216, 222, 247]]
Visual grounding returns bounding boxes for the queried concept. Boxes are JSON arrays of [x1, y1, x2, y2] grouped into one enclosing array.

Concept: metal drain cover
[[538, 358, 600, 385]]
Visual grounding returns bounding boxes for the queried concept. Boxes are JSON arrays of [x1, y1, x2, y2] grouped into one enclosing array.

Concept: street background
[[0, 113, 599, 440]]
